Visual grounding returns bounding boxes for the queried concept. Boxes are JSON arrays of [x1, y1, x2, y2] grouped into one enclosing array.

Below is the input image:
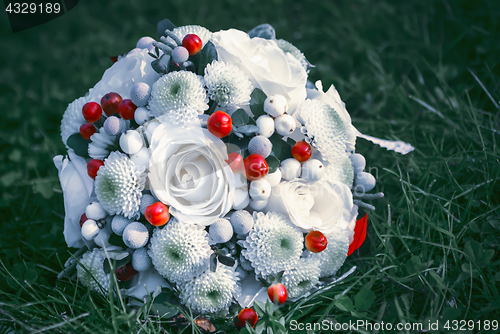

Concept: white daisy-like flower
[[180, 265, 240, 315], [295, 99, 347, 163], [204, 60, 253, 107], [76, 249, 110, 293], [94, 151, 146, 219], [88, 130, 118, 160], [172, 25, 213, 47], [241, 212, 303, 278], [61, 95, 91, 145], [148, 71, 208, 124], [281, 258, 321, 299], [307, 228, 351, 277], [275, 39, 309, 72], [148, 219, 212, 284]]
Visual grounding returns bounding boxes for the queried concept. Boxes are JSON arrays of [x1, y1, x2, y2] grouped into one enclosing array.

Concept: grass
[[1, 0, 499, 332]]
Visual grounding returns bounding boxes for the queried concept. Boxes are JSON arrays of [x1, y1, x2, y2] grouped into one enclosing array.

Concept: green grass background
[[1, 0, 499, 332]]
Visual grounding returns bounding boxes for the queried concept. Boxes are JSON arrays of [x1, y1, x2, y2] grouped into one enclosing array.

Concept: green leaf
[[33, 178, 54, 199], [108, 233, 127, 248], [464, 240, 494, 266], [1, 171, 22, 187], [218, 254, 236, 267], [334, 295, 355, 312], [152, 292, 180, 318], [66, 133, 90, 159], [250, 88, 267, 118], [232, 109, 250, 127], [276, 271, 285, 282], [265, 155, 280, 174], [268, 133, 293, 161], [157, 18, 176, 38], [210, 253, 217, 272], [355, 289, 375, 311], [461, 262, 479, 278], [197, 41, 218, 76], [237, 124, 260, 135], [103, 254, 132, 274], [258, 277, 270, 287]]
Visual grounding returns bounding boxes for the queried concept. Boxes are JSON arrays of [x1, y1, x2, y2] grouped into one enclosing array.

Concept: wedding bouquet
[[54, 21, 411, 328]]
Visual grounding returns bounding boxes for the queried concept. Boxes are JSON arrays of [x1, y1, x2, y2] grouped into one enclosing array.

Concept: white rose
[[148, 123, 235, 225], [54, 150, 94, 248], [88, 48, 161, 102], [306, 80, 357, 152], [212, 29, 308, 114], [264, 179, 357, 235]]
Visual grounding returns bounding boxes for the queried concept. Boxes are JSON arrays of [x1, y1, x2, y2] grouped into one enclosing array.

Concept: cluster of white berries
[[255, 94, 297, 137]]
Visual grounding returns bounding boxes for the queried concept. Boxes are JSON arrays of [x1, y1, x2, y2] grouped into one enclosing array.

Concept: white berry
[[274, 114, 296, 136], [136, 36, 155, 49], [130, 83, 151, 107], [349, 153, 366, 175], [119, 130, 143, 155], [230, 210, 254, 235], [134, 107, 151, 125], [122, 222, 149, 249], [280, 158, 301, 180], [249, 179, 272, 200], [209, 218, 233, 244], [355, 172, 376, 192], [81, 219, 100, 240], [301, 159, 325, 181], [132, 248, 153, 272], [85, 202, 106, 220], [264, 168, 282, 187], [249, 197, 269, 211], [111, 215, 133, 236], [139, 194, 156, 215], [130, 147, 150, 170], [103, 116, 123, 136], [171, 46, 190, 64], [248, 135, 272, 158], [264, 94, 287, 117], [233, 187, 250, 210], [256, 115, 275, 138]]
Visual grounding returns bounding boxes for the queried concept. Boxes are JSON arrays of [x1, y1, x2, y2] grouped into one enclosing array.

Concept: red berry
[[267, 283, 287, 304], [291, 141, 312, 162], [115, 263, 138, 282], [207, 111, 232, 138], [145, 202, 170, 226], [225, 152, 243, 173], [237, 308, 258, 328], [82, 102, 103, 123], [118, 99, 137, 120], [79, 123, 96, 140], [182, 34, 203, 56], [79, 213, 88, 227], [87, 159, 104, 180], [243, 154, 269, 181], [305, 231, 328, 253], [101, 92, 123, 116]]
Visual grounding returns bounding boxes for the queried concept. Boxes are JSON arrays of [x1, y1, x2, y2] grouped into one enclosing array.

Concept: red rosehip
[[79, 123, 96, 140], [305, 231, 328, 253], [267, 283, 287, 304], [117, 99, 137, 120], [79, 213, 88, 228], [145, 202, 170, 227], [182, 34, 203, 56], [237, 308, 258, 328], [291, 141, 312, 162], [101, 92, 123, 116], [225, 152, 243, 173], [82, 102, 102, 123], [87, 159, 104, 180], [207, 111, 232, 138], [115, 263, 138, 282], [243, 154, 269, 181]]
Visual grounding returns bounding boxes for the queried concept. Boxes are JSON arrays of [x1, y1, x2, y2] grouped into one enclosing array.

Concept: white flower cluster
[[54, 23, 389, 317]]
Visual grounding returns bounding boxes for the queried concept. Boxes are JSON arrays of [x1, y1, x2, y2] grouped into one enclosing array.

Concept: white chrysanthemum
[[281, 258, 321, 299], [61, 95, 91, 145], [76, 249, 110, 293], [148, 219, 212, 284], [275, 39, 309, 72], [172, 25, 212, 47], [204, 61, 253, 107], [95, 151, 146, 219], [322, 155, 354, 188], [307, 228, 350, 277], [241, 212, 303, 278], [180, 265, 240, 315], [296, 99, 347, 163], [148, 71, 208, 124], [88, 130, 118, 160]]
